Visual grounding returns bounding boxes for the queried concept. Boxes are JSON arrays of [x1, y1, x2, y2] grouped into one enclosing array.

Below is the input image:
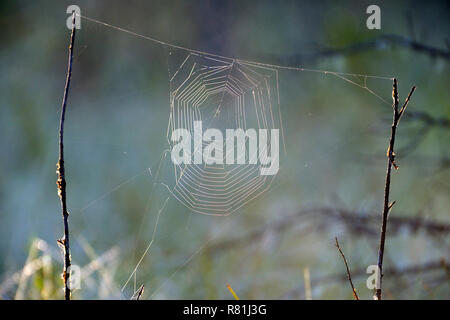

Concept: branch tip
[[335, 237, 360, 300]]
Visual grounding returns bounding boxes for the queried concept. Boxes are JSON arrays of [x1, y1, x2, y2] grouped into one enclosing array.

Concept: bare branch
[[399, 86, 417, 119], [57, 12, 76, 300], [335, 237, 359, 300], [376, 79, 416, 300]]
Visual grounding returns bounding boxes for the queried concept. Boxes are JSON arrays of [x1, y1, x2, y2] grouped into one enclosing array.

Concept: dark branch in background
[[283, 258, 447, 299], [249, 32, 450, 170], [335, 238, 359, 300], [256, 31, 450, 169], [355, 108, 449, 167], [206, 206, 450, 254], [56, 13, 76, 300], [397, 110, 450, 157], [246, 34, 450, 65], [405, 111, 450, 129], [377, 34, 450, 60], [376, 79, 416, 300]]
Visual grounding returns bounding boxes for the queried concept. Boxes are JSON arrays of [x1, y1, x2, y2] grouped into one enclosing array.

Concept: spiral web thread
[[166, 52, 283, 216]]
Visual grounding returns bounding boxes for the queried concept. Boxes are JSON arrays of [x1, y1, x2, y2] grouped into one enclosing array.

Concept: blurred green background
[[0, 0, 449, 299]]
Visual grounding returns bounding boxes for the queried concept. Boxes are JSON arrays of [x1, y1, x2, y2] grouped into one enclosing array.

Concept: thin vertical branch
[[335, 237, 359, 300], [375, 79, 416, 300], [57, 12, 76, 300]]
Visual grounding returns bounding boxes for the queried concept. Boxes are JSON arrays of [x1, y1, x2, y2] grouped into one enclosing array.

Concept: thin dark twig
[[376, 79, 416, 300], [335, 237, 360, 300], [57, 12, 76, 300], [135, 285, 145, 300]]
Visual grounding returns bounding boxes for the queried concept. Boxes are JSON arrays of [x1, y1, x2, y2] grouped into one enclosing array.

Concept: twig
[[376, 79, 416, 300], [134, 285, 145, 300], [226, 284, 240, 300], [335, 237, 359, 300], [57, 12, 76, 300]]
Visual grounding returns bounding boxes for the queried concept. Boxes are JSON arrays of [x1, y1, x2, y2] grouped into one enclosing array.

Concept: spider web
[[70, 13, 397, 298], [165, 51, 284, 216]]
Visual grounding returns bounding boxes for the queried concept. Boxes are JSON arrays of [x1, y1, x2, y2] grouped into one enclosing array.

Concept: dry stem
[[57, 12, 76, 300], [376, 79, 416, 300], [335, 237, 359, 300]]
